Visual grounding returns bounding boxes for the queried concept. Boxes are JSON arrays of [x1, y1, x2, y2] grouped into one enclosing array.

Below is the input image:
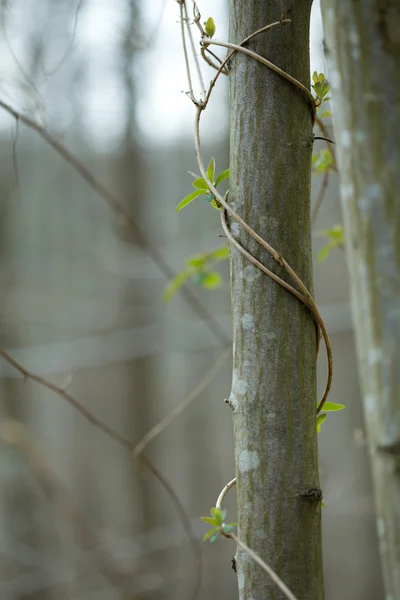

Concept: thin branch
[[220, 210, 312, 309], [183, 0, 206, 99], [203, 37, 316, 122], [11, 117, 20, 193], [200, 47, 229, 74], [0, 419, 135, 599], [215, 477, 236, 509], [214, 476, 298, 600], [311, 169, 330, 227], [229, 533, 299, 600], [133, 347, 231, 458], [43, 0, 85, 76], [203, 20, 292, 110], [314, 135, 335, 144], [1, 1, 45, 115], [0, 346, 202, 599], [179, 0, 196, 103], [0, 97, 230, 347]]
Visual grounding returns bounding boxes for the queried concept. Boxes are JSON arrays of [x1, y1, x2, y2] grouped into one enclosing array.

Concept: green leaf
[[210, 532, 220, 543], [312, 82, 322, 96], [186, 253, 208, 269], [317, 413, 327, 433], [317, 242, 335, 263], [318, 110, 332, 119], [320, 224, 344, 240], [205, 17, 216, 38], [201, 271, 221, 289], [210, 507, 225, 525], [201, 516, 218, 526], [211, 199, 221, 210], [163, 270, 192, 302], [321, 82, 330, 98], [321, 401, 345, 412], [312, 71, 319, 84], [192, 177, 208, 190], [321, 502, 326, 508], [206, 157, 215, 183], [176, 189, 205, 213], [215, 168, 230, 187], [203, 528, 218, 541], [318, 72, 326, 84], [210, 246, 229, 261]]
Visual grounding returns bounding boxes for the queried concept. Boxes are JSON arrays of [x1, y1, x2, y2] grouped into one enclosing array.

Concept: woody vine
[[171, 0, 345, 576]]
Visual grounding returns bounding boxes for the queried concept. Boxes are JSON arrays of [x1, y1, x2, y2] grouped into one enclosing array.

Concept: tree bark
[[228, 1, 324, 599], [320, 1, 400, 597]]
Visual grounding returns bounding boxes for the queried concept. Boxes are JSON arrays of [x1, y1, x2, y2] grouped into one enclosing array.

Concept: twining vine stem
[[179, 8, 332, 414], [215, 481, 299, 600], [179, 7, 335, 590]]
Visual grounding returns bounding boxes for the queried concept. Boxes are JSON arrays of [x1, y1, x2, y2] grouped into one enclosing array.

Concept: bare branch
[[0, 419, 135, 599], [43, 0, 85, 76], [311, 169, 330, 227], [133, 347, 231, 458], [0, 97, 230, 347], [230, 533, 299, 600], [0, 347, 202, 599]]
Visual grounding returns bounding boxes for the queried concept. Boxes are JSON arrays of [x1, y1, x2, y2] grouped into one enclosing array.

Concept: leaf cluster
[[316, 224, 344, 262], [201, 507, 236, 543], [163, 245, 229, 302], [312, 71, 331, 112], [176, 158, 229, 213]]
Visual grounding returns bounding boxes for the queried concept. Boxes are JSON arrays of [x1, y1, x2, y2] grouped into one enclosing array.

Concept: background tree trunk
[[228, 1, 324, 598], [320, 1, 400, 597]]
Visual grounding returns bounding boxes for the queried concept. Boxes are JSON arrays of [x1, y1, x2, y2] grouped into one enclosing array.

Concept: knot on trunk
[[298, 487, 323, 502]]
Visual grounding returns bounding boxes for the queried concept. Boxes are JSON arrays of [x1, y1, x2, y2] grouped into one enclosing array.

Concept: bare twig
[[183, 0, 206, 99], [0, 97, 230, 347], [1, 1, 45, 115], [229, 533, 299, 600], [200, 47, 229, 74], [11, 118, 20, 193], [43, 0, 85, 76], [202, 21, 291, 111], [215, 476, 236, 509], [311, 169, 330, 226], [179, 0, 197, 103], [0, 347, 202, 599], [202, 37, 316, 123], [214, 475, 298, 600], [133, 347, 231, 458], [314, 135, 335, 144], [0, 419, 135, 599]]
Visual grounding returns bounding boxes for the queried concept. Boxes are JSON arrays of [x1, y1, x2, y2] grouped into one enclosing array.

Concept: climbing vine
[[171, 3, 347, 595]]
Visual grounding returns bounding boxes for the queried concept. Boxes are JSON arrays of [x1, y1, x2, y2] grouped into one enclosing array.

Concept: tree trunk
[[228, 1, 324, 599], [320, 1, 400, 597]]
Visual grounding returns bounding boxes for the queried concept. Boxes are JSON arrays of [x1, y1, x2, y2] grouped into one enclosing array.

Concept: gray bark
[[228, 1, 324, 599], [320, 1, 400, 597]]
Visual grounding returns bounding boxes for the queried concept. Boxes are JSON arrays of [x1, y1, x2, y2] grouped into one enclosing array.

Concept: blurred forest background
[[0, 0, 385, 598]]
